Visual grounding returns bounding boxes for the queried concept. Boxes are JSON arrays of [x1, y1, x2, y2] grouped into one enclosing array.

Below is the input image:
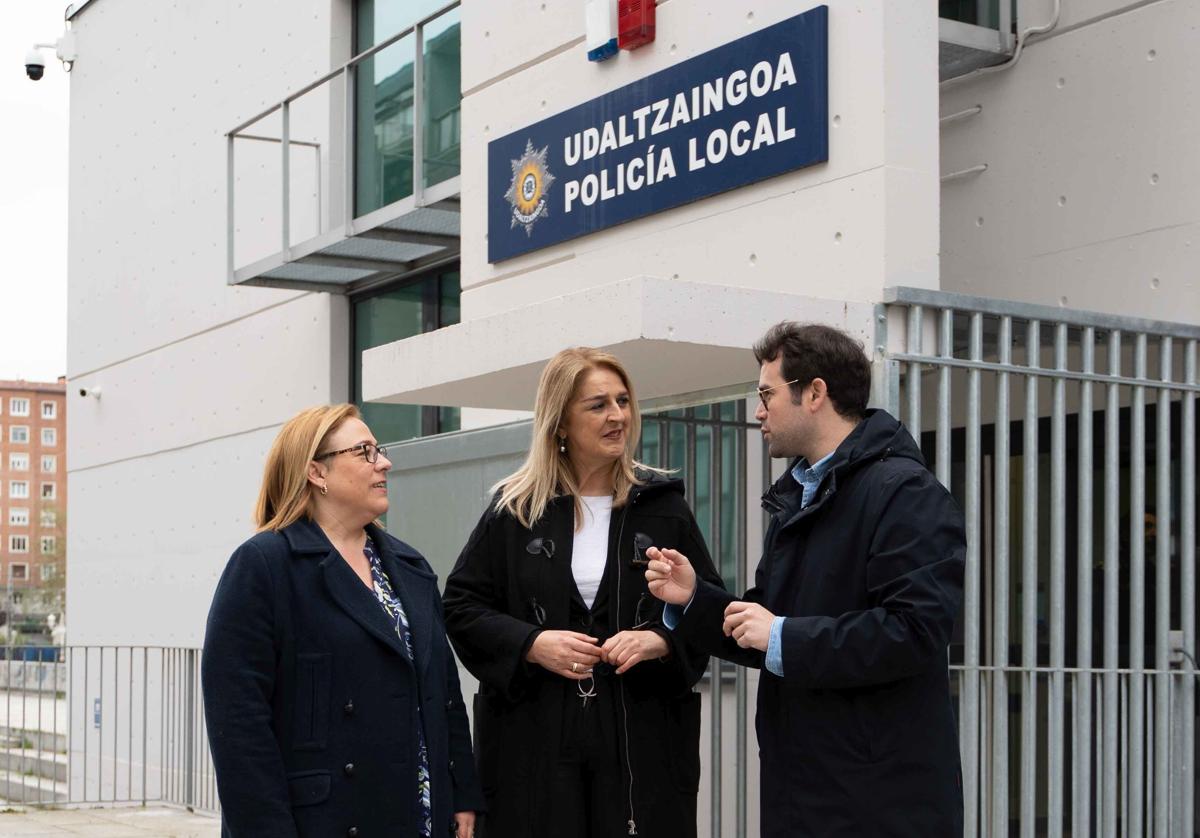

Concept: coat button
[[449, 760, 456, 771], [343, 700, 355, 715], [344, 763, 355, 776], [581, 613, 593, 628], [347, 828, 358, 837], [446, 700, 454, 710]]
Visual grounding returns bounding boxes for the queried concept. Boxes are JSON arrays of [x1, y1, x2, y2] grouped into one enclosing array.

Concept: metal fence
[[0, 646, 216, 812], [880, 286, 1199, 837]]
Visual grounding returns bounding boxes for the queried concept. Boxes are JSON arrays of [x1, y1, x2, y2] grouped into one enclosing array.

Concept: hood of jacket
[[630, 467, 685, 501], [763, 409, 923, 509]]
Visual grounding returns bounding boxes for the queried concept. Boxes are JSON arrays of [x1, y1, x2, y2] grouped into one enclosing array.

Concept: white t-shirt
[[572, 495, 612, 610]]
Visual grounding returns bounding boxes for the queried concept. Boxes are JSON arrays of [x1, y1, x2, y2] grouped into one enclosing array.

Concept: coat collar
[[282, 518, 436, 674]]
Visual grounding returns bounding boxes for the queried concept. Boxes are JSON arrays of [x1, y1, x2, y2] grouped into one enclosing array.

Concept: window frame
[[9, 453, 29, 471], [10, 425, 29, 444], [9, 481, 29, 500], [348, 266, 461, 441], [39, 509, 56, 528], [41, 455, 56, 473], [41, 427, 57, 446], [41, 482, 56, 500], [40, 536, 56, 555], [9, 536, 29, 554], [9, 398, 29, 417], [9, 508, 29, 527], [40, 563, 57, 582], [41, 400, 57, 419]]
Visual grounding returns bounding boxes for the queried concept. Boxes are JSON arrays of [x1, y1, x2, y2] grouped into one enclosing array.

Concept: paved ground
[[0, 805, 219, 837]]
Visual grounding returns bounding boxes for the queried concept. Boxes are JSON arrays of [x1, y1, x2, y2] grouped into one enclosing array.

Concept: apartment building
[[0, 378, 66, 607]]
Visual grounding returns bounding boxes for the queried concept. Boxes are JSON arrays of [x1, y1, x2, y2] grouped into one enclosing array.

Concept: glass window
[[9, 537, 28, 554], [9, 453, 29, 471], [41, 483, 56, 500], [9, 398, 29, 416], [10, 425, 29, 444], [41, 401, 56, 419], [355, 0, 461, 215], [41, 427, 56, 446], [40, 536, 56, 555], [10, 563, 28, 581], [352, 269, 461, 444], [40, 509, 56, 528], [40, 563, 56, 582], [10, 509, 29, 527], [940, 0, 1002, 28], [41, 455, 56, 472], [9, 481, 29, 499]]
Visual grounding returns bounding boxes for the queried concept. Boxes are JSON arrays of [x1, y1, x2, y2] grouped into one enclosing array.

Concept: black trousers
[[547, 673, 634, 838]]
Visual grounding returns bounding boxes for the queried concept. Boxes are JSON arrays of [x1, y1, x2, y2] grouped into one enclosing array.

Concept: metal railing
[[880, 286, 1200, 837], [0, 646, 216, 813], [225, 0, 461, 286]]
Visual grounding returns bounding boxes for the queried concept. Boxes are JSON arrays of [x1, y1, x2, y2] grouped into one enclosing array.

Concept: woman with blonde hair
[[443, 348, 723, 837], [202, 404, 483, 838]]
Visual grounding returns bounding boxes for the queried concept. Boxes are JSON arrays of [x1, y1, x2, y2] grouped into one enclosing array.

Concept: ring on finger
[[570, 662, 579, 673]]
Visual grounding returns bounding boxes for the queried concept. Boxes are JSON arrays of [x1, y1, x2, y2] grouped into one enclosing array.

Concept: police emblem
[[504, 140, 555, 237]]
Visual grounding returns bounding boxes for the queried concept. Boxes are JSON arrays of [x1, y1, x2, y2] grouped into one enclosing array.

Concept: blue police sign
[[488, 5, 828, 263]]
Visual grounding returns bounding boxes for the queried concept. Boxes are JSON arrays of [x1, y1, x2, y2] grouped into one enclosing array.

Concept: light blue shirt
[[764, 451, 836, 677], [664, 451, 837, 679]]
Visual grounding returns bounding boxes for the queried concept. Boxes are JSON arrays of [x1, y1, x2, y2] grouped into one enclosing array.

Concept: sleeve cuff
[[661, 590, 696, 630], [765, 616, 786, 676]]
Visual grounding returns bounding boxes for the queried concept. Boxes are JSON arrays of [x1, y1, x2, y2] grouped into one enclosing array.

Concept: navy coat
[[674, 410, 966, 836], [202, 518, 484, 838]]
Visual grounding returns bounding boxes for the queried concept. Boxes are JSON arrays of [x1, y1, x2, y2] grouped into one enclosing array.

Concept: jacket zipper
[[614, 495, 639, 835]]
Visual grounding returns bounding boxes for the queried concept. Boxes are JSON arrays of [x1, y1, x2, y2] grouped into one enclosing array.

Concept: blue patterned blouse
[[363, 537, 433, 838]]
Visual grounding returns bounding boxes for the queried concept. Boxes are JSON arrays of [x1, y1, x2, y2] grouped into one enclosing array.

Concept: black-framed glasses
[[756, 379, 800, 410], [314, 442, 389, 464]]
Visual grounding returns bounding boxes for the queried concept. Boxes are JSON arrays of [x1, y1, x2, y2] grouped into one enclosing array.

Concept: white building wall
[[65, 0, 351, 646], [940, 0, 1200, 321]]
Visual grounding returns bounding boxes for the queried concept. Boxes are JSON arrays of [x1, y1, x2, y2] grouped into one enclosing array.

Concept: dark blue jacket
[[674, 410, 965, 836], [202, 518, 484, 838]]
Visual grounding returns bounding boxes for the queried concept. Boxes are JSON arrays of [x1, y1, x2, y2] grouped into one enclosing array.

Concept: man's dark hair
[[752, 322, 871, 419]]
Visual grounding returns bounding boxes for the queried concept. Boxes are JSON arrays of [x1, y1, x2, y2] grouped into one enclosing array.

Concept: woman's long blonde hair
[[494, 347, 655, 529], [255, 404, 361, 532]]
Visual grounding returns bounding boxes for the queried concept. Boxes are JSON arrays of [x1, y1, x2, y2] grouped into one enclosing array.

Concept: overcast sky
[[0, 1, 70, 382]]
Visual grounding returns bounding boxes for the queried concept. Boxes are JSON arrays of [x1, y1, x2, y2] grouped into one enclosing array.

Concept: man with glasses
[[646, 321, 966, 837]]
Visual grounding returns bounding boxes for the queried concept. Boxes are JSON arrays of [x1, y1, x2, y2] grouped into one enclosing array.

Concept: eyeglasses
[[314, 442, 389, 464], [756, 379, 800, 410]]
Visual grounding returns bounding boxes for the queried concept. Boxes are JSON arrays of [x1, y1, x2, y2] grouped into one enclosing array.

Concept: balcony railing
[[226, 1, 461, 294]]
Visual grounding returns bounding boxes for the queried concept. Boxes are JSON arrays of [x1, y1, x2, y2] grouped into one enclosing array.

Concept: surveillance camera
[[25, 49, 45, 81], [78, 386, 101, 399]]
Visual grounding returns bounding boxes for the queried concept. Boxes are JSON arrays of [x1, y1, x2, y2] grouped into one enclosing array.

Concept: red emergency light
[[618, 0, 655, 50]]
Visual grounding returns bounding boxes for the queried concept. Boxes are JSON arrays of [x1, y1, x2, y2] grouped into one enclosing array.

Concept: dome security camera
[[25, 48, 46, 80]]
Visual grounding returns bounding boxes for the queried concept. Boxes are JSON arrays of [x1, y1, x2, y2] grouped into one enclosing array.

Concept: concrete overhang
[[362, 277, 877, 410]]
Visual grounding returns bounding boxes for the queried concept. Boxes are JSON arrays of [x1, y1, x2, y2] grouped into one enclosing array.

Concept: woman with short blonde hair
[[203, 404, 482, 838], [444, 348, 723, 838]]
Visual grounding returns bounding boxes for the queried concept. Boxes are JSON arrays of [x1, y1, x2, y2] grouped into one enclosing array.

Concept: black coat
[[443, 473, 725, 838], [202, 519, 484, 838], [675, 410, 966, 837]]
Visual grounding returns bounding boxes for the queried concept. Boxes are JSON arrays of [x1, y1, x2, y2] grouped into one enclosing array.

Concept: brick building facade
[[0, 379, 66, 604]]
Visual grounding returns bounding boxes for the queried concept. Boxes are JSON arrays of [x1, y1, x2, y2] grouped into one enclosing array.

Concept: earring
[[558, 437, 567, 454], [320, 484, 328, 496]]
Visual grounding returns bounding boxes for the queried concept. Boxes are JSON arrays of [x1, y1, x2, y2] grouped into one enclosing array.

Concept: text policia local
[[561, 52, 800, 214]]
